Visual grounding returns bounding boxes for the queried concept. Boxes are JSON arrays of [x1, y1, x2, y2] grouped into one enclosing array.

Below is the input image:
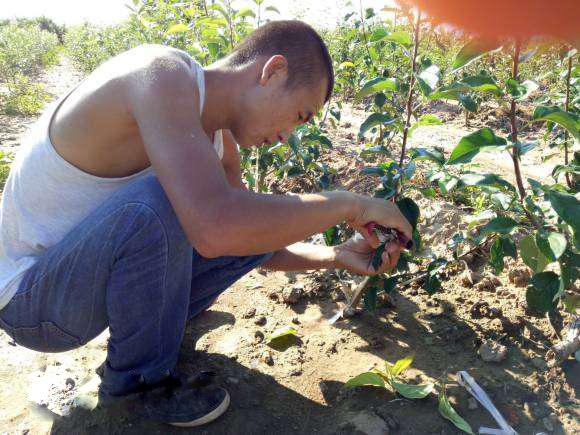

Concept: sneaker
[[98, 372, 230, 427]]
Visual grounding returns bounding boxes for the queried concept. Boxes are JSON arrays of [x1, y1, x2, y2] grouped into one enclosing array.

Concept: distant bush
[[65, 23, 146, 73], [0, 24, 59, 78], [0, 23, 59, 115]]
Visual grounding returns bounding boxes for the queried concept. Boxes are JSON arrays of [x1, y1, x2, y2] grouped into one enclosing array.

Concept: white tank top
[[0, 49, 223, 309]]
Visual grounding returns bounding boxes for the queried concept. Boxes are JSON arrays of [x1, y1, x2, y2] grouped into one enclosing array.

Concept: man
[[0, 21, 411, 427]]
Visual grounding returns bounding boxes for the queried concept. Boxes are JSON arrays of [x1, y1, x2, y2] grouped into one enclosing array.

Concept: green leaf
[[345, 372, 385, 389], [490, 235, 517, 273], [386, 355, 414, 376], [546, 190, 580, 246], [264, 5, 280, 14], [526, 272, 561, 314], [420, 187, 437, 198], [533, 106, 580, 140], [356, 77, 397, 99], [410, 147, 445, 166], [452, 39, 499, 73], [371, 243, 387, 271], [563, 294, 580, 314], [560, 248, 580, 289], [430, 74, 502, 100], [338, 61, 355, 69], [417, 65, 441, 96], [166, 23, 189, 34], [478, 216, 519, 238], [459, 173, 516, 192], [371, 29, 412, 46], [438, 384, 475, 434], [491, 192, 514, 210], [506, 79, 539, 100], [520, 235, 551, 273], [408, 115, 443, 138], [458, 94, 478, 112], [236, 7, 256, 18], [267, 326, 298, 344], [323, 225, 341, 246], [515, 141, 538, 156], [536, 232, 567, 262], [383, 276, 399, 293], [396, 197, 420, 230], [364, 286, 378, 311], [374, 92, 387, 107], [448, 129, 507, 165], [424, 259, 447, 295], [390, 378, 434, 399], [358, 113, 396, 137]]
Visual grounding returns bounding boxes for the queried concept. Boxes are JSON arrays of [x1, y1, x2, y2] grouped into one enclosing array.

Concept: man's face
[[231, 56, 328, 148]]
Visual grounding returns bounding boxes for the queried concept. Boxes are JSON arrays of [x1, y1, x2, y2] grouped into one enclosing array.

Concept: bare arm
[[263, 243, 336, 271], [221, 130, 246, 189], [126, 55, 411, 258], [263, 237, 402, 276]]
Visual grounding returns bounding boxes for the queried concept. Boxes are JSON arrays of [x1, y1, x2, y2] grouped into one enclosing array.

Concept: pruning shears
[[328, 222, 413, 325]]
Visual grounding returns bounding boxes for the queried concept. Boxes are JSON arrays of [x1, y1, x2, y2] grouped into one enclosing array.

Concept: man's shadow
[[49, 310, 337, 435]]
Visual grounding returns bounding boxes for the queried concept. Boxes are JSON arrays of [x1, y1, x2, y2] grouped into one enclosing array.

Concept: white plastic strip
[[457, 371, 518, 435]]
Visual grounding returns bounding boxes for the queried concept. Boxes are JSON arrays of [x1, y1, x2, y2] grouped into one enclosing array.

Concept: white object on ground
[[456, 371, 518, 435]]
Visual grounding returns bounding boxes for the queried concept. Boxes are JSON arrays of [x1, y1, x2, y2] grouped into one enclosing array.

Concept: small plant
[[346, 355, 474, 434]]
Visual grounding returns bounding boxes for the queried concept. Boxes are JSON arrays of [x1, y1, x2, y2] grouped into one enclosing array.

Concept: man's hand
[[334, 235, 402, 276], [347, 196, 413, 249]]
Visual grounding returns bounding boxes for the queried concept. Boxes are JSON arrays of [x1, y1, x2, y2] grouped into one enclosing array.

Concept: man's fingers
[[362, 229, 380, 249]]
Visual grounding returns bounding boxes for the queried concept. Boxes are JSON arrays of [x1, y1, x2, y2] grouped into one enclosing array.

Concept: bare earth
[[0, 57, 578, 435]]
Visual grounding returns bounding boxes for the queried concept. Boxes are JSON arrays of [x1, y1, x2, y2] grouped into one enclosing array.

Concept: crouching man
[[0, 21, 411, 427]]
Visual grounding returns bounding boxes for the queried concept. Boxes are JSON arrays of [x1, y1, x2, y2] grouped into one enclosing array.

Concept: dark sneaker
[[98, 372, 230, 427]]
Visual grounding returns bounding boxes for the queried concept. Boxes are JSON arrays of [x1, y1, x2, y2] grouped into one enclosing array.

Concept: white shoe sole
[[169, 390, 230, 428]]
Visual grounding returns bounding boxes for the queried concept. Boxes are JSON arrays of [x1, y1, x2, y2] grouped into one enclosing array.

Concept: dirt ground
[[0, 56, 578, 435]]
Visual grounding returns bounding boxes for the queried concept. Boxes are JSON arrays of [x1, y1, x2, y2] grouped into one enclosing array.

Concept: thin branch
[[358, 0, 374, 67], [563, 49, 574, 188], [398, 11, 421, 169], [509, 40, 527, 201]]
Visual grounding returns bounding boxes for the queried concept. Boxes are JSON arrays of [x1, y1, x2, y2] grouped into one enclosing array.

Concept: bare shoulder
[[111, 45, 200, 118]]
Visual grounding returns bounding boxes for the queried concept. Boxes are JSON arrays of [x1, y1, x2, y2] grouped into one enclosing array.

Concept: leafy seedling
[[345, 355, 434, 399], [266, 326, 300, 350], [438, 382, 474, 434]]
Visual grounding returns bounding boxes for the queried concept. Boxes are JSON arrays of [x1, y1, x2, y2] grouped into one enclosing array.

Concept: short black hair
[[226, 20, 334, 102]]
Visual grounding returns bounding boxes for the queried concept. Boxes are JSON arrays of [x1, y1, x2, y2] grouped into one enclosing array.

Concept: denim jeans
[[0, 175, 272, 395]]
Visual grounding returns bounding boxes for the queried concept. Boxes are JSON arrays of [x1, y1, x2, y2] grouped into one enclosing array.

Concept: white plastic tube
[[457, 371, 518, 435]]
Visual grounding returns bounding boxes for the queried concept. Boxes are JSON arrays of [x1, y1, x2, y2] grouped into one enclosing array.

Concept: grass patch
[[0, 152, 13, 191], [1, 74, 50, 115]]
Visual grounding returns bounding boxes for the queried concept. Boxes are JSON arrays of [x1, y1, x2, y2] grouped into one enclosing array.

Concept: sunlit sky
[[0, 0, 398, 28]]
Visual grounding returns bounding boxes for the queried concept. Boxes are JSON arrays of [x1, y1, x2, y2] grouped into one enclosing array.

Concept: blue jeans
[[0, 175, 271, 395]]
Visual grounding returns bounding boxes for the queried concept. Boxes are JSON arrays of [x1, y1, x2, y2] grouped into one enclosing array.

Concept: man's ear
[[259, 55, 288, 86]]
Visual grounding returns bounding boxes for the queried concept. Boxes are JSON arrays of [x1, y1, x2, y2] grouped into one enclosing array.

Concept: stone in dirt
[[282, 284, 303, 304], [478, 340, 508, 362], [531, 357, 548, 371], [254, 316, 267, 326], [254, 330, 264, 343], [467, 397, 478, 410], [474, 273, 501, 292], [340, 410, 390, 435], [243, 307, 256, 319], [262, 350, 274, 366], [508, 266, 532, 287]]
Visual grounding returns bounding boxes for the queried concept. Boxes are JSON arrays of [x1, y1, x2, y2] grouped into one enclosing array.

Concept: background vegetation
[[0, 0, 578, 339]]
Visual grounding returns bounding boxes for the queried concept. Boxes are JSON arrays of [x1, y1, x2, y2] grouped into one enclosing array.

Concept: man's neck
[[201, 63, 252, 135]]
